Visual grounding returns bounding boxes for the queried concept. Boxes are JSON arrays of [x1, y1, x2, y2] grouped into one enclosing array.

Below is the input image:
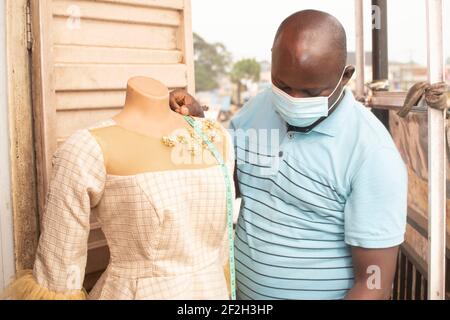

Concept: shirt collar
[[310, 88, 355, 137]]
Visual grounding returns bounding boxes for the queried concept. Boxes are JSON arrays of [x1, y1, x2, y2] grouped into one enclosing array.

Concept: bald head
[[271, 10, 353, 100], [274, 10, 347, 69]]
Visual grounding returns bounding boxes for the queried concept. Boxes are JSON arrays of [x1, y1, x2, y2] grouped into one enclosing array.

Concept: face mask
[[271, 67, 347, 128]]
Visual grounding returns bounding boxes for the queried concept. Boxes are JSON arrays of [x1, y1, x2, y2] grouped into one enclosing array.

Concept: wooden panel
[[31, 0, 195, 293], [53, 17, 177, 49], [56, 90, 126, 111], [53, 0, 181, 26], [55, 87, 184, 111], [390, 111, 450, 266], [53, 45, 182, 64], [95, 0, 184, 10], [56, 109, 120, 138], [393, 243, 429, 300], [54, 63, 188, 91]]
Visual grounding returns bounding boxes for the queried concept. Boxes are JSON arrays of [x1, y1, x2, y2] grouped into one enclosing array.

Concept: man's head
[[272, 10, 355, 105]]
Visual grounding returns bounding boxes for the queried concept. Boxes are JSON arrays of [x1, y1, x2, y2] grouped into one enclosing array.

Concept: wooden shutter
[[30, 0, 195, 291]]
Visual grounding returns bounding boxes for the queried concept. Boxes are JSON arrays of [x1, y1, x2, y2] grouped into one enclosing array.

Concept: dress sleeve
[[4, 130, 106, 300]]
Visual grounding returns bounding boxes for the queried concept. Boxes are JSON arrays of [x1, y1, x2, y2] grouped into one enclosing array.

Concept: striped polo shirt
[[229, 88, 407, 300]]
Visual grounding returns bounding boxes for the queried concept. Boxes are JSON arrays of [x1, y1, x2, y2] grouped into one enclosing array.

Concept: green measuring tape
[[184, 116, 236, 300]]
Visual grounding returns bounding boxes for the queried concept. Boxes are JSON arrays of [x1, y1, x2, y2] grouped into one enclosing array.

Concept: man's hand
[[169, 89, 205, 118], [345, 246, 399, 300]]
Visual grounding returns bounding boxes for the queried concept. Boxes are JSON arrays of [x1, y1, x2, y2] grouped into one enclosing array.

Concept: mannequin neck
[[113, 76, 187, 138], [122, 82, 171, 121]]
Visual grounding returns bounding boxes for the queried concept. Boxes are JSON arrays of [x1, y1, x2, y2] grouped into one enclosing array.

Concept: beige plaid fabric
[[31, 118, 235, 300]]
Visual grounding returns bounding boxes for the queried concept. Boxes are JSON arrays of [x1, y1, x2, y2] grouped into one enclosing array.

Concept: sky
[[192, 0, 450, 66]]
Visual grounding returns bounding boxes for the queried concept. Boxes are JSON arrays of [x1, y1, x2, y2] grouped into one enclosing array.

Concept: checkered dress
[[30, 119, 235, 300]]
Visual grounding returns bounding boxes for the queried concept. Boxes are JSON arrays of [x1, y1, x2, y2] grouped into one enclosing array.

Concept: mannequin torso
[[90, 76, 229, 175]]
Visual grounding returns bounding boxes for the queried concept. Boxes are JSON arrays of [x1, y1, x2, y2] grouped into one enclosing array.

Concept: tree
[[193, 33, 231, 92], [230, 58, 261, 106]]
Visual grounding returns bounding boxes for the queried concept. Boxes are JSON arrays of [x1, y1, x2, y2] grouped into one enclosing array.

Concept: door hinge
[[26, 3, 32, 51]]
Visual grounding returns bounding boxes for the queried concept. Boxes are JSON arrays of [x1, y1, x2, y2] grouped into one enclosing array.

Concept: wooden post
[[0, 0, 15, 291], [371, 0, 390, 130], [426, 0, 446, 300], [5, 0, 39, 271], [30, 0, 57, 218], [354, 0, 365, 99]]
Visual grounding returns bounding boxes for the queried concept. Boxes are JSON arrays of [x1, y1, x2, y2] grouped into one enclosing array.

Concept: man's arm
[[345, 246, 399, 300], [343, 145, 407, 300]]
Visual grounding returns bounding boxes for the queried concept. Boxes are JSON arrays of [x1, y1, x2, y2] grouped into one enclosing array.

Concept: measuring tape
[[184, 116, 236, 300]]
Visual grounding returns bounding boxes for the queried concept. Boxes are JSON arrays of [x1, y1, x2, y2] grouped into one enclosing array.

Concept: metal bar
[[371, 0, 390, 129], [355, 0, 365, 98], [369, 91, 406, 110], [392, 254, 399, 300], [426, 0, 447, 300], [369, 91, 450, 117], [399, 250, 407, 299], [401, 242, 429, 281], [424, 279, 428, 299], [414, 268, 422, 300], [406, 260, 413, 299]]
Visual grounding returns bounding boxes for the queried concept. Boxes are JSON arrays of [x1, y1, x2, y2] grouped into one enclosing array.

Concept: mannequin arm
[[3, 130, 106, 300]]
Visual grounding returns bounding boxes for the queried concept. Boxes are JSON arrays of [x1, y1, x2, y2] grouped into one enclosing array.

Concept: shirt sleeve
[[4, 130, 106, 300], [344, 145, 408, 249]]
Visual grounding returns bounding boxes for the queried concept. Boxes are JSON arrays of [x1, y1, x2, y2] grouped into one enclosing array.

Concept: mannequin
[[91, 76, 228, 175], [114, 76, 186, 139], [4, 76, 235, 300]]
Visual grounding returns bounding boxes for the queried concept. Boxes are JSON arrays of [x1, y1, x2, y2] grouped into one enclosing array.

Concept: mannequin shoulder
[[57, 119, 116, 154], [53, 128, 105, 167]]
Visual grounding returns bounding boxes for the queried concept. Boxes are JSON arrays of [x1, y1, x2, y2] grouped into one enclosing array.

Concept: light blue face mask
[[271, 68, 347, 128]]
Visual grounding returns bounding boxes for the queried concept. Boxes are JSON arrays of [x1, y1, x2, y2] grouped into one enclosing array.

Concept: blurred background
[[190, 0, 450, 123]]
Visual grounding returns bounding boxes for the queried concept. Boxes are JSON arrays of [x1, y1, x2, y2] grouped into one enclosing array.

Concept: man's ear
[[342, 65, 356, 86]]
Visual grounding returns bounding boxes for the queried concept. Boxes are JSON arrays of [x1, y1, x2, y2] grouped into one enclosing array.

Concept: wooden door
[[29, 0, 195, 290]]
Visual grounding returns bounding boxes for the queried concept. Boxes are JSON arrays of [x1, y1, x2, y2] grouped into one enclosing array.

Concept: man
[[170, 10, 407, 300]]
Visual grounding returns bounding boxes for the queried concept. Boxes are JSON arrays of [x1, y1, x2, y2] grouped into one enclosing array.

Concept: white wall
[[0, 0, 16, 292]]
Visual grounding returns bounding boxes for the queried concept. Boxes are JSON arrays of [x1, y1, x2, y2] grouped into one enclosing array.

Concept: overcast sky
[[192, 0, 450, 66]]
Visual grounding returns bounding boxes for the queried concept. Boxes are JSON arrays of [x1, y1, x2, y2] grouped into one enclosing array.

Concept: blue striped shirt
[[229, 88, 407, 300]]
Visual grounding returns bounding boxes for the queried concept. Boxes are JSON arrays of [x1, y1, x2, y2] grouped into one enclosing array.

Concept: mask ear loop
[[327, 65, 351, 111], [327, 66, 349, 99]]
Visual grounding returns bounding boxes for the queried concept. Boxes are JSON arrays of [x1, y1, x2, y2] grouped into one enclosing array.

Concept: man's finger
[[180, 106, 189, 115], [169, 98, 181, 111], [173, 107, 183, 114]]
